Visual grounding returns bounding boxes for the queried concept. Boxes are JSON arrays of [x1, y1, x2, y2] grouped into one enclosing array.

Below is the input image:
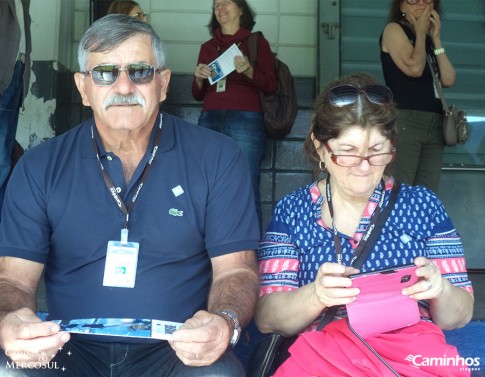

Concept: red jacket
[[192, 27, 277, 112]]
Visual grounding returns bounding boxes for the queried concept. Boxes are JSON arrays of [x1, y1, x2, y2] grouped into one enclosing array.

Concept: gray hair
[[78, 14, 165, 71]]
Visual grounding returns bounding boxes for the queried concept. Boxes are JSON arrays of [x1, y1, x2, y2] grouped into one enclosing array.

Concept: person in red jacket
[[192, 0, 277, 231]]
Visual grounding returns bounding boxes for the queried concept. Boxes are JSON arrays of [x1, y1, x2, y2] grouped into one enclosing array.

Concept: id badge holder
[[103, 229, 139, 288], [216, 78, 226, 92]]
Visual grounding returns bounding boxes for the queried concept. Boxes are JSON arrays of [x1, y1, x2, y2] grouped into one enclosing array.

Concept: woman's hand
[[407, 5, 432, 36], [193, 63, 212, 90], [403, 257, 473, 330], [312, 262, 360, 308], [402, 256, 444, 300], [234, 55, 252, 76], [194, 63, 211, 81], [428, 9, 442, 41]]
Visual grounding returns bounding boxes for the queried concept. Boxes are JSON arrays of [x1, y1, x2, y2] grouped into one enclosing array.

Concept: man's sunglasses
[[325, 84, 394, 107], [82, 63, 161, 86]]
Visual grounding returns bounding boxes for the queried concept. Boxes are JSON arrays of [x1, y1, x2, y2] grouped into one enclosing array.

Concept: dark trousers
[[198, 109, 266, 233], [392, 109, 444, 194], [1, 338, 245, 377]]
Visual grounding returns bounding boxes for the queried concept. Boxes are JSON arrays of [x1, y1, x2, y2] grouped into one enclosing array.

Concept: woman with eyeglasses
[[380, 0, 455, 194], [253, 73, 473, 376], [192, 0, 277, 232], [107, 0, 148, 22]]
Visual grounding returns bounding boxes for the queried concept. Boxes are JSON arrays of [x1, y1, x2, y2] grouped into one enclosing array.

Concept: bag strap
[[247, 32, 260, 65], [317, 181, 401, 331], [426, 55, 450, 111], [350, 181, 400, 269]]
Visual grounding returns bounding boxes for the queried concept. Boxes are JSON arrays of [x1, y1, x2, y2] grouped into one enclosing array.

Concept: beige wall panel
[[164, 44, 203, 73], [153, 13, 211, 42], [250, 0, 279, 13], [278, 46, 316, 77], [279, 15, 317, 45], [280, 0, 317, 14], [150, 0, 212, 12]]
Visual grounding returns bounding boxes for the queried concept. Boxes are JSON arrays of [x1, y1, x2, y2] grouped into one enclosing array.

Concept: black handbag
[[245, 332, 293, 377], [246, 183, 400, 377]]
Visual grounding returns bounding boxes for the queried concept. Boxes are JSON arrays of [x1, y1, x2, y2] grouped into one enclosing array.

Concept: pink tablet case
[[346, 265, 420, 339]]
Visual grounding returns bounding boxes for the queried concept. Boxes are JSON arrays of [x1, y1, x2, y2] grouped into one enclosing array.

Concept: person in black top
[[380, 0, 455, 193]]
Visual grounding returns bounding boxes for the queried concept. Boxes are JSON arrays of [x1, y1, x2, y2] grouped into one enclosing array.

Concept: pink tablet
[[346, 265, 420, 339]]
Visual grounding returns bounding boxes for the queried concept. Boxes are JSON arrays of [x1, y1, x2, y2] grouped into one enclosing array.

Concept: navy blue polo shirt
[[0, 112, 259, 325]]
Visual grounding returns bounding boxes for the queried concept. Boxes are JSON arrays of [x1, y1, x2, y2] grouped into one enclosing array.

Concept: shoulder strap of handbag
[[247, 32, 260, 65], [426, 54, 449, 111], [317, 181, 401, 331]]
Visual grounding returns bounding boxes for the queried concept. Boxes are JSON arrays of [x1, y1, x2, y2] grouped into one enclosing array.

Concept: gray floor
[[36, 272, 485, 320]]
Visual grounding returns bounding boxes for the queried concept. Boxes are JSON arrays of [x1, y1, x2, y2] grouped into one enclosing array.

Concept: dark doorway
[[90, 0, 113, 23]]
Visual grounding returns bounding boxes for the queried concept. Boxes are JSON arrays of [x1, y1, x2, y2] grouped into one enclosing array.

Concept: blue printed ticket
[[49, 318, 183, 340]]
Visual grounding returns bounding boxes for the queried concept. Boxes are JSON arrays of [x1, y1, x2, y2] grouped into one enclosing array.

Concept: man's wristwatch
[[215, 310, 241, 348]]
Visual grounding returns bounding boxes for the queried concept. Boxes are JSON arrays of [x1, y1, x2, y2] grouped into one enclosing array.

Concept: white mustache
[[103, 94, 145, 109]]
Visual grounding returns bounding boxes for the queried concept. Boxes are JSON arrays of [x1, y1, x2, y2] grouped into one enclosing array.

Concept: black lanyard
[[325, 176, 386, 266], [91, 115, 163, 234]]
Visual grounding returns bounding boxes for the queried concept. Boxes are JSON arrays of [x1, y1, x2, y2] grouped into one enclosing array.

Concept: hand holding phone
[[346, 264, 420, 339]]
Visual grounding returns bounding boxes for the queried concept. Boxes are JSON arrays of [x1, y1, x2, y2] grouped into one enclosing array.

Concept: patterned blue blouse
[[258, 178, 473, 324]]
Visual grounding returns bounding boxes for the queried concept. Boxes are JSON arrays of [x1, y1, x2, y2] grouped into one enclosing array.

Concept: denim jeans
[[0, 338, 245, 377], [0, 60, 24, 215], [198, 110, 266, 232]]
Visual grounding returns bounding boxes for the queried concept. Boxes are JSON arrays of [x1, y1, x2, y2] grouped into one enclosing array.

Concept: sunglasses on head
[[405, 0, 433, 4], [325, 84, 394, 107], [82, 63, 161, 86], [132, 12, 148, 20]]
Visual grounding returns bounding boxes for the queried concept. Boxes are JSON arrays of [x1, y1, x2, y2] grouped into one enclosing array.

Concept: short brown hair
[[304, 73, 397, 175]]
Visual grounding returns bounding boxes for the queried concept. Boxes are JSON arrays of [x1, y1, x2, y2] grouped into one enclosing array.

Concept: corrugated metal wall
[[338, 0, 485, 268]]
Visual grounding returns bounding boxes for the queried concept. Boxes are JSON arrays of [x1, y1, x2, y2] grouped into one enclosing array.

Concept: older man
[[0, 14, 260, 376]]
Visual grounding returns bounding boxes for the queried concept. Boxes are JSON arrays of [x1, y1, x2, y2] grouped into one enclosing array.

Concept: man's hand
[[0, 308, 70, 366], [169, 310, 231, 366]]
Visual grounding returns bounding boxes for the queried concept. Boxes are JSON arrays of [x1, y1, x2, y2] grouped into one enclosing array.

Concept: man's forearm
[[0, 280, 36, 319], [208, 267, 260, 328]]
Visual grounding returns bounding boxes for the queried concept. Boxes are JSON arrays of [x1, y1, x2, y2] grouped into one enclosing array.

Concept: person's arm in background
[[428, 8, 455, 87], [0, 257, 70, 364], [192, 43, 213, 101], [381, 21, 428, 78], [237, 34, 277, 94], [381, 5, 455, 87]]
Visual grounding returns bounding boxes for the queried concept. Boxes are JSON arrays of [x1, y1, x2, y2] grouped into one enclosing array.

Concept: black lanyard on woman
[[325, 176, 386, 266]]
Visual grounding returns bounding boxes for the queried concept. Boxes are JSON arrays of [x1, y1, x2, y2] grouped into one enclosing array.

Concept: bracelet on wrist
[[434, 47, 445, 56], [214, 310, 241, 348]]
